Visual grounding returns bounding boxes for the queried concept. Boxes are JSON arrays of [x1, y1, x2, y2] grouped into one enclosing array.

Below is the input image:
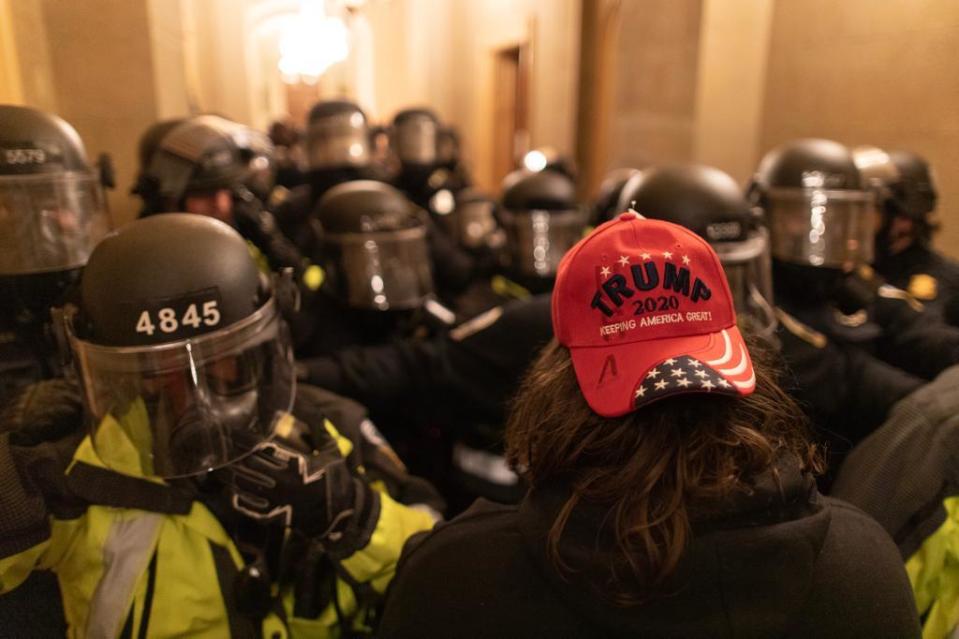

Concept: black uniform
[[875, 242, 959, 326], [302, 295, 553, 509]]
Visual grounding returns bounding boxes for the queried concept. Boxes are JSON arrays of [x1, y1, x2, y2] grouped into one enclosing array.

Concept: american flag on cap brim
[[632, 355, 740, 408]]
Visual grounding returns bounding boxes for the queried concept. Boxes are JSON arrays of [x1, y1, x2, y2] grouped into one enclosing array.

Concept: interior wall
[[35, 0, 160, 226], [607, 0, 703, 174], [692, 0, 773, 184], [761, 0, 959, 257], [445, 0, 581, 192]]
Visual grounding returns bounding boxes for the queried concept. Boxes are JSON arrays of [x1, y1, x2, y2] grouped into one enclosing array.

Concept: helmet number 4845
[[136, 301, 221, 336]]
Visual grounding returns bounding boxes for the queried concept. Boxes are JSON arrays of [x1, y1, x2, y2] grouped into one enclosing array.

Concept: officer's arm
[[874, 296, 959, 379], [336, 490, 436, 593], [843, 345, 925, 442], [300, 336, 453, 420]]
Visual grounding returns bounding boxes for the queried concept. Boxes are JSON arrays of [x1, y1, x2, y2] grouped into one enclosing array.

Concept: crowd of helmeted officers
[[2, 98, 959, 638]]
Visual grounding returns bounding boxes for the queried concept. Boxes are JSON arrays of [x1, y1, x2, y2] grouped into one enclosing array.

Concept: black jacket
[[875, 243, 959, 327], [380, 462, 919, 638]]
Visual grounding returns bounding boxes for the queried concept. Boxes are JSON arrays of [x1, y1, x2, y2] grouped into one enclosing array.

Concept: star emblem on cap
[[641, 252, 651, 261], [682, 255, 691, 265], [663, 251, 673, 260], [631, 356, 742, 408], [600, 266, 611, 278], [618, 255, 630, 266]]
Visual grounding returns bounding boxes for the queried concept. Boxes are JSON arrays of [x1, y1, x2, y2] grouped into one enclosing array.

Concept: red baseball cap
[[552, 212, 756, 417]]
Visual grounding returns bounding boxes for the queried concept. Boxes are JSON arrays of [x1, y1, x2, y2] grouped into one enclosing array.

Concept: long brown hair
[[505, 335, 821, 605]]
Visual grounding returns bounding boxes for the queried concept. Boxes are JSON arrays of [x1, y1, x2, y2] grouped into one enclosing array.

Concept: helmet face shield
[[0, 172, 110, 275], [714, 229, 777, 341], [307, 111, 370, 170], [393, 116, 438, 166], [765, 187, 875, 268], [323, 226, 434, 310], [502, 208, 586, 278], [67, 298, 294, 479]]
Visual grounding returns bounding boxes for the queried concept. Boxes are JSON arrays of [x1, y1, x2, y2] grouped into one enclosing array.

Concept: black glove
[[227, 428, 379, 558], [834, 265, 924, 327]]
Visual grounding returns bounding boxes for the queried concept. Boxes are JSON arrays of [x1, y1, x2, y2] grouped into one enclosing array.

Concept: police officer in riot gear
[[616, 163, 923, 466], [273, 100, 382, 257], [616, 165, 777, 343], [854, 146, 959, 326], [435, 187, 505, 259], [450, 168, 586, 318], [0, 214, 441, 637], [295, 180, 457, 358], [134, 115, 323, 298], [0, 103, 113, 636], [0, 104, 112, 404], [390, 107, 443, 210], [749, 139, 959, 460]]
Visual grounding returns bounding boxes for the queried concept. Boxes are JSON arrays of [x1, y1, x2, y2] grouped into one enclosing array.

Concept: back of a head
[[506, 213, 816, 604]]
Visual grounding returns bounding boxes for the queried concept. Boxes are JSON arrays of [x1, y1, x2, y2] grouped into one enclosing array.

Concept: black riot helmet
[[315, 180, 434, 310], [436, 127, 460, 170], [619, 164, 776, 340], [137, 115, 249, 214], [498, 169, 586, 279], [592, 167, 640, 225], [0, 104, 112, 316], [750, 138, 876, 269], [437, 187, 503, 252], [391, 108, 440, 168], [232, 125, 276, 203], [854, 146, 940, 258], [306, 100, 371, 171], [63, 214, 295, 479], [888, 150, 938, 223]]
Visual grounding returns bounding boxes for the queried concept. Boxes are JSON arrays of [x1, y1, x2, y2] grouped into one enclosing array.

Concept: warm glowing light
[[278, 0, 349, 85], [523, 150, 548, 172]]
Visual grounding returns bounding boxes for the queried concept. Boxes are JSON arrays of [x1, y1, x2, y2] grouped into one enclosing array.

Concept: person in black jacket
[[379, 213, 920, 639]]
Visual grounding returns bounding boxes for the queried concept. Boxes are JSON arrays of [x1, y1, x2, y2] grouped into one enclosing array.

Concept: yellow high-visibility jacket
[[0, 408, 436, 638]]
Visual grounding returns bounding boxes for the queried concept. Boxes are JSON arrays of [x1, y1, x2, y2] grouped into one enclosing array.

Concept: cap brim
[[568, 325, 756, 418]]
